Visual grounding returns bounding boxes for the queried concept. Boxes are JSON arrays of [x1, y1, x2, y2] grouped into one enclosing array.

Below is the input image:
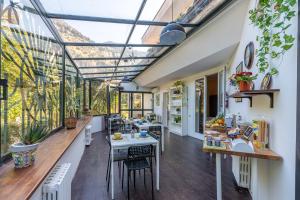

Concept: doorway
[[194, 70, 225, 135], [162, 92, 169, 127], [195, 78, 205, 133], [206, 73, 218, 121]]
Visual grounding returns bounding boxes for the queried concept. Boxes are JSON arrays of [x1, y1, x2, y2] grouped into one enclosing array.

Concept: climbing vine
[[249, 0, 296, 75]]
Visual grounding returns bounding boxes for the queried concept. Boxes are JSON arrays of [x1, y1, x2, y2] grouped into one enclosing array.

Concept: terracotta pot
[[65, 117, 78, 129], [239, 81, 251, 92]]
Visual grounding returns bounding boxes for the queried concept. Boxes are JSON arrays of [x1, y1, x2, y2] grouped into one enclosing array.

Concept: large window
[[110, 87, 119, 114], [90, 80, 107, 115], [120, 91, 153, 119], [0, 0, 63, 157]]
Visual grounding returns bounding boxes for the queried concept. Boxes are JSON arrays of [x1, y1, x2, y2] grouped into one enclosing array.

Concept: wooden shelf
[[229, 89, 280, 108], [0, 116, 92, 200]]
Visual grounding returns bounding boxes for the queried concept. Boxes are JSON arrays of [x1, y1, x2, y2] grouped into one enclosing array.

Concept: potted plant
[[10, 123, 48, 168], [65, 80, 79, 129], [174, 116, 181, 124], [173, 80, 184, 94], [229, 72, 257, 92], [65, 95, 79, 129]]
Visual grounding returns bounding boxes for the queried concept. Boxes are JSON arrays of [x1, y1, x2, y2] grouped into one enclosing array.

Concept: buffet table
[[202, 130, 281, 200]]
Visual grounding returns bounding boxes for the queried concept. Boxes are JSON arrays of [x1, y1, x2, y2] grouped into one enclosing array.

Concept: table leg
[[161, 125, 165, 152], [156, 142, 160, 190], [111, 147, 114, 199], [216, 153, 222, 200]]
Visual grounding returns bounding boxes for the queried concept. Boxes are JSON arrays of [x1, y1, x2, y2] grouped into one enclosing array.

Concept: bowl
[[140, 130, 147, 137], [114, 132, 122, 139]]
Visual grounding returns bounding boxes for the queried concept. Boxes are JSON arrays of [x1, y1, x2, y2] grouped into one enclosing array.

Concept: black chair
[[105, 136, 128, 192], [108, 118, 123, 135], [148, 125, 162, 155], [122, 145, 154, 200]]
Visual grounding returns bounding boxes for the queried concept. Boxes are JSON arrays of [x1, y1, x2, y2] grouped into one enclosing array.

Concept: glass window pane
[[123, 46, 168, 58], [65, 57, 78, 118], [90, 81, 107, 115], [121, 93, 130, 110], [1, 0, 62, 156], [75, 60, 118, 68], [67, 46, 122, 59], [117, 66, 145, 72], [132, 111, 143, 119], [85, 80, 90, 109], [118, 58, 155, 66], [41, 0, 143, 20], [121, 111, 130, 119], [143, 93, 153, 110], [53, 20, 132, 43], [80, 68, 115, 74], [110, 88, 119, 114], [133, 93, 142, 109]]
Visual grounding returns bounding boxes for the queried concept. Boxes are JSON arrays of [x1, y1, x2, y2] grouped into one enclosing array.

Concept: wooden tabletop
[[202, 132, 282, 161], [0, 116, 92, 200]]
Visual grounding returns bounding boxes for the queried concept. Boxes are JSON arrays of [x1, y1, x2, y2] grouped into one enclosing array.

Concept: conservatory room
[[0, 0, 299, 200]]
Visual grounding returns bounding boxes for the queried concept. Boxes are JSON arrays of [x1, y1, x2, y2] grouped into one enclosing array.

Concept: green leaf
[[270, 68, 279, 76], [282, 44, 293, 50], [273, 40, 282, 47]]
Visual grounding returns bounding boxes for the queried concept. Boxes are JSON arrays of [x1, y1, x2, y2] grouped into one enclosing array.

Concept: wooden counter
[[0, 116, 92, 200], [202, 143, 282, 160], [202, 132, 282, 160]]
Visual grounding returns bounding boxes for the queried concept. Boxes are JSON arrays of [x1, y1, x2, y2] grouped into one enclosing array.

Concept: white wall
[[153, 66, 225, 140], [91, 116, 105, 133], [120, 82, 151, 92], [225, 1, 298, 199], [30, 120, 93, 200], [148, 0, 298, 199]]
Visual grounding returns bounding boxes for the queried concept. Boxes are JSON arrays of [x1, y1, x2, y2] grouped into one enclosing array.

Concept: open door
[[162, 92, 169, 127]]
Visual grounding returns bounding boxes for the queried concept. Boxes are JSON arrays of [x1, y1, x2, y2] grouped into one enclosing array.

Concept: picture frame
[[243, 126, 254, 140], [260, 73, 272, 90], [244, 42, 255, 69], [155, 93, 160, 106], [236, 61, 243, 74]]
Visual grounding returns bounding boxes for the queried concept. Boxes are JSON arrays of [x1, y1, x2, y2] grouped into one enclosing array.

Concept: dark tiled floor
[[72, 130, 251, 200]]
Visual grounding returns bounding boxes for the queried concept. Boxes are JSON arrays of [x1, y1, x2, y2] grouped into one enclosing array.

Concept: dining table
[[133, 121, 165, 152], [110, 133, 160, 200]]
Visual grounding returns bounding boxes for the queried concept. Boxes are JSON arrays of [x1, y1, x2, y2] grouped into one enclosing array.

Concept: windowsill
[[0, 116, 92, 200]]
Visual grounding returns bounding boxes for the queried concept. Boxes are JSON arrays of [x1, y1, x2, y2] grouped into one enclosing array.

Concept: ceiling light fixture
[[160, 0, 186, 45]]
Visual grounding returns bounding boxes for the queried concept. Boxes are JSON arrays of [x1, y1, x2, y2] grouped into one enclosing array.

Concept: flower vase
[[239, 81, 251, 92]]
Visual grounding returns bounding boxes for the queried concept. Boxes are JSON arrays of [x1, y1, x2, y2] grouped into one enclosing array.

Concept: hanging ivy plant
[[249, 0, 296, 75]]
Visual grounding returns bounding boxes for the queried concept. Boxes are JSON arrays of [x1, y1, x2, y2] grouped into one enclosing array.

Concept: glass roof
[[33, 0, 229, 81]]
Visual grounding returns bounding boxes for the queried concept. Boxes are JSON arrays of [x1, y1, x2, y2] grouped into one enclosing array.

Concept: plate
[[112, 136, 123, 140]]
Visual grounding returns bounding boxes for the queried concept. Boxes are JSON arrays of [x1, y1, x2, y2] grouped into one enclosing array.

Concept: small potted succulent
[[10, 123, 48, 168], [229, 72, 257, 92]]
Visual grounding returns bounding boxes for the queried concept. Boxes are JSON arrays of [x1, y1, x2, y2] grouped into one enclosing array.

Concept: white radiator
[[232, 156, 251, 188], [42, 163, 72, 200], [85, 125, 92, 146]]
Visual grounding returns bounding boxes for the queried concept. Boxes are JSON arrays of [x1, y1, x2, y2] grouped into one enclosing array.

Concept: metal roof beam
[[73, 56, 158, 60], [46, 13, 197, 28], [82, 70, 141, 75], [78, 64, 149, 69], [64, 42, 172, 47]]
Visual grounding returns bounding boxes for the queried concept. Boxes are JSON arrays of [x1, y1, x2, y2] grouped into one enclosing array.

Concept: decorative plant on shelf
[[174, 116, 181, 124], [229, 72, 257, 92], [173, 80, 184, 94], [10, 123, 49, 168], [249, 0, 296, 75]]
